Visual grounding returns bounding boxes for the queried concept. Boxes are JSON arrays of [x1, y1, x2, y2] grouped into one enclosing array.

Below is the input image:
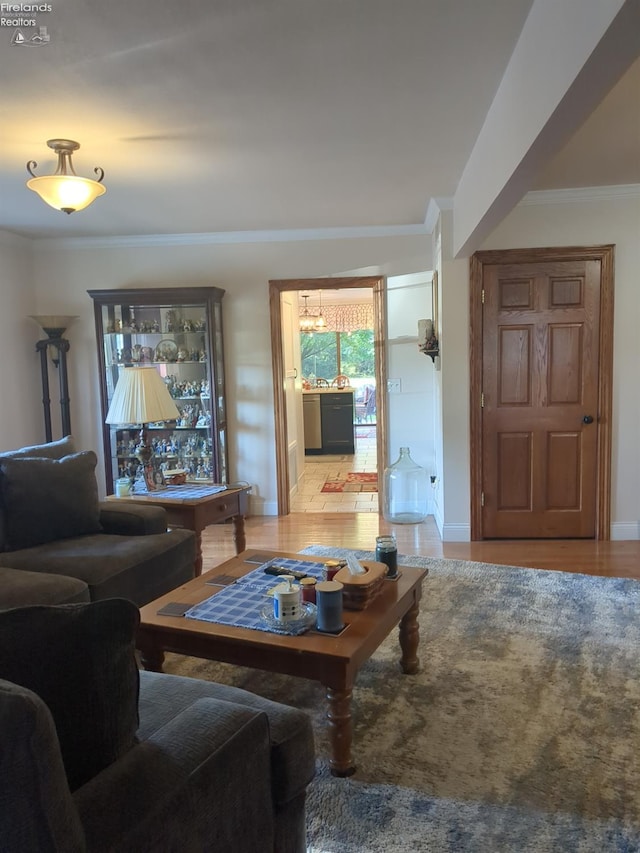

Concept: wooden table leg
[[399, 600, 420, 674], [193, 528, 204, 577], [137, 636, 165, 672], [326, 684, 356, 777], [232, 514, 246, 554]]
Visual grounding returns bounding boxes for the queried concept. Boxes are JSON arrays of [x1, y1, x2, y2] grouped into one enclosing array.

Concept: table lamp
[[105, 367, 180, 491]]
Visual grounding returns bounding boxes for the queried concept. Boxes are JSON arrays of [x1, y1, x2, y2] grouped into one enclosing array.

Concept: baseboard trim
[[610, 522, 640, 541], [441, 523, 471, 542], [436, 521, 638, 541], [248, 497, 279, 516]]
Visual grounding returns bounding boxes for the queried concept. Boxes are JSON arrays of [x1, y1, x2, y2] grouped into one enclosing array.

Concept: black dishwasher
[[320, 392, 355, 454]]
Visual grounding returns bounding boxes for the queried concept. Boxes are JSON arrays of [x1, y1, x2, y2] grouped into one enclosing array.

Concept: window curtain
[[299, 303, 374, 332]]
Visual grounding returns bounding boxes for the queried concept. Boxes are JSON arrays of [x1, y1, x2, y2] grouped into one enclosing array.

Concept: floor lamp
[[30, 315, 78, 443], [105, 367, 180, 492]]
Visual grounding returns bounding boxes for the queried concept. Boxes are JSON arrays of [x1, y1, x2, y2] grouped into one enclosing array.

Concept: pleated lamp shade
[[105, 367, 180, 425]]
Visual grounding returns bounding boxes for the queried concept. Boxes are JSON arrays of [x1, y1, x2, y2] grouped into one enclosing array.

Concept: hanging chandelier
[[26, 139, 106, 214], [313, 290, 326, 331], [299, 295, 316, 333]]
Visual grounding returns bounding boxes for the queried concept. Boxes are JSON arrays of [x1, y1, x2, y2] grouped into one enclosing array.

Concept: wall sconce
[[26, 139, 106, 214], [418, 319, 439, 362], [418, 272, 439, 363]]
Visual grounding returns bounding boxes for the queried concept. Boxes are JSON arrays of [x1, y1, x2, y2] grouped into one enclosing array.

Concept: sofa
[[0, 598, 316, 852], [0, 436, 196, 608]]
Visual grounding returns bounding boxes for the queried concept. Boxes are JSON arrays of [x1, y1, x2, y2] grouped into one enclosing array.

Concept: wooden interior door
[[470, 247, 614, 540]]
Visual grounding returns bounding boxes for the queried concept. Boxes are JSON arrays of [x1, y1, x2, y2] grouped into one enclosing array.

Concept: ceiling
[[1, 0, 638, 242]]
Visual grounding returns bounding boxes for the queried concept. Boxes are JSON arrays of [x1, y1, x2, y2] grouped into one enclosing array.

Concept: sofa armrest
[[75, 698, 275, 853], [98, 501, 168, 536]]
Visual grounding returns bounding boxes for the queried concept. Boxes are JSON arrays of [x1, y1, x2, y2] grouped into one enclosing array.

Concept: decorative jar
[[383, 446, 428, 523]]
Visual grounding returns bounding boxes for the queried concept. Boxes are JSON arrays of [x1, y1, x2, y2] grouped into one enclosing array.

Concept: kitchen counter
[[303, 390, 354, 454], [303, 388, 353, 394]]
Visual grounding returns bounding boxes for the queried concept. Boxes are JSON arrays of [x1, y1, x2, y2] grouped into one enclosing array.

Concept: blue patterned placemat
[[184, 558, 326, 635], [134, 483, 227, 500]]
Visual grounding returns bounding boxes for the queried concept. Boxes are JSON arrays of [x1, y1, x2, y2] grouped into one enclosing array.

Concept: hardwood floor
[[202, 513, 640, 580]]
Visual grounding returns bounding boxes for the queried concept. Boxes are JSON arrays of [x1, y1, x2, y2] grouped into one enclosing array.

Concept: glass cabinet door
[[89, 287, 227, 494]]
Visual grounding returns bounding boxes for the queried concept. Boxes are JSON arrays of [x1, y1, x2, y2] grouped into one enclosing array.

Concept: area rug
[[162, 546, 640, 852], [321, 473, 378, 493], [354, 426, 376, 439]]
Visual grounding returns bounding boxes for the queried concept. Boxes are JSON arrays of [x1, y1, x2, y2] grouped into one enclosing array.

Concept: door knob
[[582, 415, 594, 424]]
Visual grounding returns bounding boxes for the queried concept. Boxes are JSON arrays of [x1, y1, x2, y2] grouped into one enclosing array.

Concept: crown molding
[[32, 223, 430, 251], [519, 184, 640, 206], [424, 197, 454, 232], [0, 229, 31, 249]]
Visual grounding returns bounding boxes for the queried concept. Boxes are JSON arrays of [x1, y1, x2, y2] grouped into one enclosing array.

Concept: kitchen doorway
[[269, 276, 388, 515]]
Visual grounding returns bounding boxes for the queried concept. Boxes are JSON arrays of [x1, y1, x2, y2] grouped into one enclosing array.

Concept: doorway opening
[[269, 276, 388, 516]]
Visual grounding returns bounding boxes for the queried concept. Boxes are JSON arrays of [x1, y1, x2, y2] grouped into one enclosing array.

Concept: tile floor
[[291, 427, 378, 513]]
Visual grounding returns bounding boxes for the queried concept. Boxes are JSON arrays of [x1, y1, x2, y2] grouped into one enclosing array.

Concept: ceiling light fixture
[[26, 139, 106, 214], [314, 290, 326, 331], [299, 295, 316, 333]]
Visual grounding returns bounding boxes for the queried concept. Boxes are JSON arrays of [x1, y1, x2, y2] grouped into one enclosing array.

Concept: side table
[[107, 484, 251, 576]]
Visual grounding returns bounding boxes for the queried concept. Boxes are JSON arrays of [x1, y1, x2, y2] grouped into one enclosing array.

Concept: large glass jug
[[383, 446, 428, 523]]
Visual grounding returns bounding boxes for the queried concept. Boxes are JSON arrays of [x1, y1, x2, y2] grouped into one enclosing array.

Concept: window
[[301, 329, 374, 388]]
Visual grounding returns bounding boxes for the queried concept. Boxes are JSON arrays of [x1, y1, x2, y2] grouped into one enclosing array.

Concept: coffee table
[[107, 483, 251, 576], [137, 548, 427, 776]]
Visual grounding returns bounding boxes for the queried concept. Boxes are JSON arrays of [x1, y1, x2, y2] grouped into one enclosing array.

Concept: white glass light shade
[[105, 367, 180, 425], [27, 174, 106, 213], [299, 314, 315, 332], [299, 294, 317, 332]]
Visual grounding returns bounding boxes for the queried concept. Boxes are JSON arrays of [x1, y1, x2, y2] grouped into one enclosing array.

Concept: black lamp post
[[30, 315, 78, 442]]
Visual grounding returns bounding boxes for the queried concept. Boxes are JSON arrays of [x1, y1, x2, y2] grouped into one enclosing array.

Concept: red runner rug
[[321, 472, 378, 493]]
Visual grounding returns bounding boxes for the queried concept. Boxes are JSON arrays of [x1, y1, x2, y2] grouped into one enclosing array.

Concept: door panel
[[482, 259, 600, 538]]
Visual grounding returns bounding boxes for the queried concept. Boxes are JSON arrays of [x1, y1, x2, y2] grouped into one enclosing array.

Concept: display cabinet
[[89, 287, 227, 495]]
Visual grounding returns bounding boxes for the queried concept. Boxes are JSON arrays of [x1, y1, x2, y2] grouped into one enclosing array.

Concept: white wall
[[386, 272, 437, 515], [7, 189, 636, 539], [438, 188, 640, 540], [0, 232, 42, 451], [483, 190, 640, 540], [27, 234, 430, 512], [437, 212, 472, 541]]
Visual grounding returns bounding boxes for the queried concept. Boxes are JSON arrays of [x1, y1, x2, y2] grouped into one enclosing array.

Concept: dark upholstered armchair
[[0, 599, 315, 852]]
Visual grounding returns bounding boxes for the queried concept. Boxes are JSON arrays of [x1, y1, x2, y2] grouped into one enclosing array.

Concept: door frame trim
[[269, 276, 387, 515], [469, 245, 615, 541]]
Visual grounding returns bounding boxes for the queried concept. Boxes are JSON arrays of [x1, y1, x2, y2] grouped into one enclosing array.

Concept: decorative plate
[[154, 339, 178, 362], [260, 601, 317, 635]]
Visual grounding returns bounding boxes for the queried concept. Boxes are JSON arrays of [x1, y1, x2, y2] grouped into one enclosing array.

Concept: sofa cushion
[[0, 434, 76, 461], [0, 435, 76, 551], [0, 566, 89, 609], [0, 528, 196, 606], [0, 450, 102, 551], [138, 670, 316, 807], [0, 598, 140, 791]]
